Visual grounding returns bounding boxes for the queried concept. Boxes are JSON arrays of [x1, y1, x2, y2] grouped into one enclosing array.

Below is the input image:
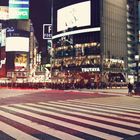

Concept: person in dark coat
[[127, 82, 133, 96]]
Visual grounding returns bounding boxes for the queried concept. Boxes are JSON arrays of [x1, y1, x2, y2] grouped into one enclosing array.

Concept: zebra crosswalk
[[0, 99, 139, 140]]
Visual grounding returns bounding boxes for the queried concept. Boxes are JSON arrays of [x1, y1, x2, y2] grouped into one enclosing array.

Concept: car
[[133, 82, 140, 95]]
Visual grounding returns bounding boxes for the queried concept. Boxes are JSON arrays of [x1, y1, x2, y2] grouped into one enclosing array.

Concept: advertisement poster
[[14, 53, 27, 71]]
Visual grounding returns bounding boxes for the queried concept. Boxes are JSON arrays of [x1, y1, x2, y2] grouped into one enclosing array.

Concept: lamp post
[[135, 55, 139, 82]]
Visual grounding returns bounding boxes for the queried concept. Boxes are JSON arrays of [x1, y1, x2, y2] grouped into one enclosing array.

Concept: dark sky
[[30, 0, 52, 50]]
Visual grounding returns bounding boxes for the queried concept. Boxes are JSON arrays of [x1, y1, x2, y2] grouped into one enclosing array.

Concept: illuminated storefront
[[52, 0, 127, 86], [6, 29, 30, 82]]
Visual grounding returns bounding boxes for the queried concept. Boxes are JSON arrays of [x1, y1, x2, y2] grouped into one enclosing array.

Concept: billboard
[[6, 30, 29, 52], [43, 24, 52, 39], [6, 37, 29, 52], [9, 0, 29, 19], [14, 53, 27, 71], [57, 1, 91, 32], [0, 6, 9, 20]]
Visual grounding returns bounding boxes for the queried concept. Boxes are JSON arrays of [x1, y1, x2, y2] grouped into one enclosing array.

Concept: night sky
[[30, 0, 51, 50]]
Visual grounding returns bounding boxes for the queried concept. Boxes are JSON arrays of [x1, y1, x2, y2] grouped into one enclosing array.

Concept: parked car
[[133, 82, 140, 95]]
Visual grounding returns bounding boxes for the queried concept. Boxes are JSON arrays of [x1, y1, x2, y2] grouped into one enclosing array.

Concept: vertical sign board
[[43, 24, 52, 39], [0, 23, 2, 47], [9, 0, 29, 19]]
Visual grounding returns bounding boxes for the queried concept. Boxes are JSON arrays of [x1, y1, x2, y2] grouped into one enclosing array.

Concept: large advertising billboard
[[57, 1, 91, 32], [6, 37, 29, 52], [14, 53, 27, 71], [6, 30, 29, 52], [53, 0, 100, 36], [9, 0, 29, 19]]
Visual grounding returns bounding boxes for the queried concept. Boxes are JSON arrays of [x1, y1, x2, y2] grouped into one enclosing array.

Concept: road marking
[[1, 105, 122, 140], [62, 100, 140, 113], [0, 98, 139, 140], [6, 103, 139, 135], [0, 121, 39, 140], [38, 102, 140, 123], [48, 101, 140, 118], [67, 99, 140, 111], [0, 109, 83, 140]]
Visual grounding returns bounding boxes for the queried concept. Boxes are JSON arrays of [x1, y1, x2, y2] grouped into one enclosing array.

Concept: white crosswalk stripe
[[25, 102, 140, 128], [38, 102, 140, 122], [0, 109, 82, 140], [0, 99, 139, 140], [0, 121, 39, 140], [7, 104, 138, 135]]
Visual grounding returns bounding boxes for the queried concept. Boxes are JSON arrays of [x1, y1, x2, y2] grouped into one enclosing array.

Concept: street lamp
[[135, 55, 139, 82]]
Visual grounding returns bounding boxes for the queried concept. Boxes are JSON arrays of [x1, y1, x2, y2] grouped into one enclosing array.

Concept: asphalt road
[[0, 88, 139, 140]]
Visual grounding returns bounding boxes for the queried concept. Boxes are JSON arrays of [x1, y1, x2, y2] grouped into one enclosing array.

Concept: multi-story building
[[0, 0, 39, 83], [51, 0, 128, 86], [127, 0, 139, 82]]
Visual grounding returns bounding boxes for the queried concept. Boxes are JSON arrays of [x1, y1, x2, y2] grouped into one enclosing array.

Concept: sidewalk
[[69, 87, 140, 97], [68, 87, 128, 95]]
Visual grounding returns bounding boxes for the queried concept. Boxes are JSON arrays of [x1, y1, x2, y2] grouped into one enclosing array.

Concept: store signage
[[81, 67, 100, 72], [43, 24, 52, 39], [9, 0, 29, 19], [6, 27, 15, 32], [7, 71, 28, 78]]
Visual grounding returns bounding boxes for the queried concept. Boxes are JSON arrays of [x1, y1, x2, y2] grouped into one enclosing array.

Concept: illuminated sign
[[57, 1, 91, 32], [43, 24, 52, 39], [81, 67, 100, 72], [6, 27, 15, 32], [1, 29, 6, 47], [0, 23, 2, 46], [9, 0, 29, 19], [0, 6, 9, 20], [15, 53, 27, 71]]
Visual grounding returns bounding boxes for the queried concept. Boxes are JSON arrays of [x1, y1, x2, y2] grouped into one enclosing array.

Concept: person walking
[[127, 82, 133, 96]]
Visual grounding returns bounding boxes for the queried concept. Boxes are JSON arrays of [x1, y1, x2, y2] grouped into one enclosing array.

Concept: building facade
[[127, 0, 139, 82], [51, 0, 128, 87]]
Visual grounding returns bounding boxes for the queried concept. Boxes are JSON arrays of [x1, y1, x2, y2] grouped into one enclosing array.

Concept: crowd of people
[[0, 80, 127, 90]]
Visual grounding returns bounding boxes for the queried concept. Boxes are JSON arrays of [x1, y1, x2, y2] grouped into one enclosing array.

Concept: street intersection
[[0, 88, 139, 140]]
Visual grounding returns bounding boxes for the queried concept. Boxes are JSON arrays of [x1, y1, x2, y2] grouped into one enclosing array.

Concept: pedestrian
[[127, 82, 133, 96]]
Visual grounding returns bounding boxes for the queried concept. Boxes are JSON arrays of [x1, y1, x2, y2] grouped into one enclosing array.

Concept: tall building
[[127, 0, 139, 82], [51, 0, 127, 86], [0, 0, 39, 83]]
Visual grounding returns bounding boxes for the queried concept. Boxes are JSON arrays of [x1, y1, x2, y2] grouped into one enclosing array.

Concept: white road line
[[68, 98, 140, 109], [49, 101, 140, 118], [66, 99, 140, 111], [2, 105, 122, 140], [58, 100, 140, 113], [0, 121, 39, 140], [38, 102, 140, 125], [8, 103, 139, 135], [0, 110, 83, 140]]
